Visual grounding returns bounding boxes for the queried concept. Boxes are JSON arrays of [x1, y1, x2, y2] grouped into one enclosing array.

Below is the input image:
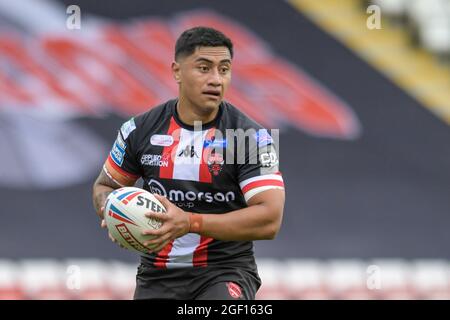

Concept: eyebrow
[[194, 57, 232, 64]]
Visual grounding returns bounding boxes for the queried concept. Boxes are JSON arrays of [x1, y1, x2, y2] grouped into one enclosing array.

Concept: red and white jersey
[[104, 99, 284, 270]]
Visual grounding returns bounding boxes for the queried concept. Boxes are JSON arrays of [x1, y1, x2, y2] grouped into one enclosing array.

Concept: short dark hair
[[175, 26, 233, 61]]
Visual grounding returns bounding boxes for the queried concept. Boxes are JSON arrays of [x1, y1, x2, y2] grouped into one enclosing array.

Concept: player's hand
[[100, 208, 128, 250], [141, 194, 190, 253]]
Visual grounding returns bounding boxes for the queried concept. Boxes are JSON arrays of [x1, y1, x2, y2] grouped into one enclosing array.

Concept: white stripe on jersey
[[172, 129, 208, 181], [166, 233, 201, 268], [239, 173, 283, 189], [243, 185, 284, 202]]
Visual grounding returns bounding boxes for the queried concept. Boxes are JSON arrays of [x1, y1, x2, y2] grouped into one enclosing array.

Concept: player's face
[[173, 46, 232, 113]]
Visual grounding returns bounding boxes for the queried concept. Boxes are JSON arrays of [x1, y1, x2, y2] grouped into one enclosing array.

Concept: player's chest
[[138, 131, 234, 184]]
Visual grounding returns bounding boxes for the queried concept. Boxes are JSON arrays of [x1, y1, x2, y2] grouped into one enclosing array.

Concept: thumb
[[101, 219, 107, 228]]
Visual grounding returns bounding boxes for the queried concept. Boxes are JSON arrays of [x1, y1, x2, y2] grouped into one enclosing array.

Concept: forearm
[[92, 184, 114, 219], [195, 204, 282, 241], [92, 166, 128, 219]]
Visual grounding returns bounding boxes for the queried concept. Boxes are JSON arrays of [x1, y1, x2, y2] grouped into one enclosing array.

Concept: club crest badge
[[207, 151, 224, 176]]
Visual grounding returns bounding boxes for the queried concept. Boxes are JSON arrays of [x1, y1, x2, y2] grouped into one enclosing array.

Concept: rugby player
[[92, 26, 285, 300]]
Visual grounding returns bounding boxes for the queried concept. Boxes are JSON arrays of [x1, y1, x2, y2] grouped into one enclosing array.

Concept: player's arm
[[92, 162, 139, 219], [93, 118, 141, 218], [192, 188, 285, 240], [92, 168, 122, 220], [143, 188, 284, 252], [92, 166, 138, 249], [93, 118, 141, 249]]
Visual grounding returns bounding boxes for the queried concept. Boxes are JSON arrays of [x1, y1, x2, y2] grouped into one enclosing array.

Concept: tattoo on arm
[[97, 168, 122, 189], [92, 169, 122, 218], [93, 190, 112, 218]]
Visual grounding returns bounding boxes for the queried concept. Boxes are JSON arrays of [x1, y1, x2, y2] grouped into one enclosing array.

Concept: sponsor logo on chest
[[141, 153, 170, 167], [150, 134, 174, 147], [177, 145, 200, 158]]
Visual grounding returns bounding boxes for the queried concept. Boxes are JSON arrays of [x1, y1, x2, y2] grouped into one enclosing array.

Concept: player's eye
[[219, 66, 230, 74], [198, 65, 209, 72]]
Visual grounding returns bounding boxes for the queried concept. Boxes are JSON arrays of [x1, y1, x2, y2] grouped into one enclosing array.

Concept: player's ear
[[172, 61, 181, 83]]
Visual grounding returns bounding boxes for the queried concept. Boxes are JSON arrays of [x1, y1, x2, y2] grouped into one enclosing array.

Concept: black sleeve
[[236, 128, 284, 203], [107, 117, 141, 178]]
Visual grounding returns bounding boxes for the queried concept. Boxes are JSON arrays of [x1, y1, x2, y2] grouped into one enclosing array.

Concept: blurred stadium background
[[1, 0, 450, 299]]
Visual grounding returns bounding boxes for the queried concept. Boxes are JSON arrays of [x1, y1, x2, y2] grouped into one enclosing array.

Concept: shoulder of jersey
[[133, 100, 173, 129], [222, 100, 265, 131]]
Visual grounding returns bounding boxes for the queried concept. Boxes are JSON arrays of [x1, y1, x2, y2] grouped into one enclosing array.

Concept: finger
[[153, 194, 171, 209], [145, 240, 166, 252], [141, 227, 164, 237], [145, 211, 169, 222], [108, 232, 117, 243], [144, 233, 171, 247], [101, 219, 107, 228], [141, 223, 170, 236]]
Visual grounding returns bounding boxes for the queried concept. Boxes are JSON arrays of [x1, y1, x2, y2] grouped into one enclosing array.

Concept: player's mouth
[[202, 90, 221, 100]]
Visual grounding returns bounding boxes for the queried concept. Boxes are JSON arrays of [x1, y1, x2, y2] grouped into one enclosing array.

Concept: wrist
[[189, 213, 203, 234]]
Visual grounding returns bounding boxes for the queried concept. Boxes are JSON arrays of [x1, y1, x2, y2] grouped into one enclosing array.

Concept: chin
[[200, 100, 221, 113]]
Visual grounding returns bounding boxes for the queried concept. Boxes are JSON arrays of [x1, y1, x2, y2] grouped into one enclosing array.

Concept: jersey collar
[[171, 99, 223, 131]]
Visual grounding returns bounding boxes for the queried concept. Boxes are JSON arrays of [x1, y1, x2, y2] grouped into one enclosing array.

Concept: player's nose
[[207, 69, 222, 87]]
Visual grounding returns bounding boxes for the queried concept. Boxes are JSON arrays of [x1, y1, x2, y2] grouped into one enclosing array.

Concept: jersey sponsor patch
[[260, 151, 278, 168], [150, 134, 174, 147], [147, 179, 235, 204], [258, 144, 279, 174], [120, 118, 136, 139], [177, 145, 200, 158], [141, 154, 169, 167], [203, 138, 227, 148], [227, 282, 242, 299], [115, 132, 127, 150], [110, 140, 125, 166], [255, 129, 273, 147]]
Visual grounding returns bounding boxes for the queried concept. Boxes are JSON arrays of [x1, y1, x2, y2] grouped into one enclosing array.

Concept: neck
[[176, 97, 219, 126]]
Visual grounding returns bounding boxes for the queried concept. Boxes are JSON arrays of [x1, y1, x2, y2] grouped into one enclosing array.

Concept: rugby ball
[[103, 187, 166, 254]]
